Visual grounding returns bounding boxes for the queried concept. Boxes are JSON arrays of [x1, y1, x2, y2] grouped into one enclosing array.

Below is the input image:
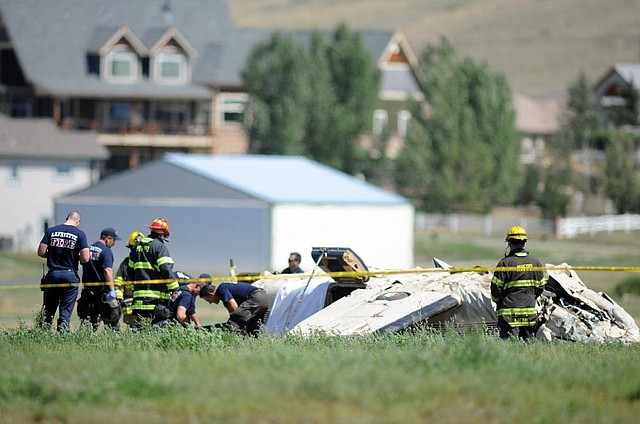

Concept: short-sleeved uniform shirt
[[81, 240, 114, 284], [216, 282, 259, 306], [40, 223, 89, 271], [169, 285, 196, 319]]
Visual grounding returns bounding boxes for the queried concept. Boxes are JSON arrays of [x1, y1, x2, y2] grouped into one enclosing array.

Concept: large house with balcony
[[0, 0, 424, 176]]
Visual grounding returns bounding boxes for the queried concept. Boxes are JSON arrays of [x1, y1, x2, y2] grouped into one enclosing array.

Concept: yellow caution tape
[[2, 264, 640, 290]]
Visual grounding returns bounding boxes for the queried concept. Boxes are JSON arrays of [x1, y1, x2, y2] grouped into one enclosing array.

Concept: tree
[[395, 38, 520, 213], [242, 33, 312, 155], [605, 129, 639, 213], [603, 81, 640, 127], [562, 73, 599, 151], [537, 170, 571, 219], [322, 24, 380, 174], [242, 25, 380, 175], [516, 164, 540, 205]]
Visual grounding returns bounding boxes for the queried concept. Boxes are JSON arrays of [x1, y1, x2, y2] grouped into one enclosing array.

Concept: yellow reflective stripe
[[133, 290, 164, 298], [503, 279, 540, 289], [132, 304, 156, 311], [508, 319, 537, 327], [157, 256, 174, 266], [497, 307, 537, 316], [491, 276, 505, 288], [129, 261, 156, 271], [166, 282, 179, 290]]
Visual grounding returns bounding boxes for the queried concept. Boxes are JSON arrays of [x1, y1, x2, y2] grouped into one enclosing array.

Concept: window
[[215, 94, 248, 128], [398, 110, 411, 139], [56, 166, 71, 176], [152, 102, 189, 133], [155, 47, 187, 84], [373, 109, 388, 137], [105, 46, 138, 82], [54, 165, 72, 181], [9, 98, 32, 117], [222, 99, 246, 125], [8, 165, 20, 185], [110, 103, 131, 121]]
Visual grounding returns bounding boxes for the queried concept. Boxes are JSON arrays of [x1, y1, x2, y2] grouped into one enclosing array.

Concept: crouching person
[[200, 282, 269, 337], [154, 279, 203, 328]]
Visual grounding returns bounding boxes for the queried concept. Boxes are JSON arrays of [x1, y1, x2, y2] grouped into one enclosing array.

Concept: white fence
[[415, 213, 555, 238], [556, 214, 640, 238], [416, 213, 640, 239]]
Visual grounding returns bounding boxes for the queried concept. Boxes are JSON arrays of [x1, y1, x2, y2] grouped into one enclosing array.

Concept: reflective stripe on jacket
[[491, 249, 545, 326]]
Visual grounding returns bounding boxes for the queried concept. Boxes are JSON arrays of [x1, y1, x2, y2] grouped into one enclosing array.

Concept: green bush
[[615, 276, 640, 296]]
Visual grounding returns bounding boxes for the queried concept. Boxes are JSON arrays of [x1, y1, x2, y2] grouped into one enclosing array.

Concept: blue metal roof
[[164, 153, 408, 205]]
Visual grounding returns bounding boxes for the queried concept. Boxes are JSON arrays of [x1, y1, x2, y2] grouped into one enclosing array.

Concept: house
[[0, 0, 424, 176], [514, 94, 560, 165], [55, 153, 414, 275], [593, 63, 640, 127], [0, 114, 108, 251]]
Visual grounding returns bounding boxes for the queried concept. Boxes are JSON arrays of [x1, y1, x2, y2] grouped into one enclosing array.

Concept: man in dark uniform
[[78, 227, 121, 330], [154, 271, 202, 328], [37, 211, 90, 330], [126, 218, 179, 327], [281, 251, 304, 274], [491, 225, 546, 340], [200, 282, 269, 336]]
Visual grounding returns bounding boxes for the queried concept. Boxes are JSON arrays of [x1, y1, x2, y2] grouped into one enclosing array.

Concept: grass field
[[1, 231, 639, 422], [1, 326, 639, 423], [226, 0, 640, 98]]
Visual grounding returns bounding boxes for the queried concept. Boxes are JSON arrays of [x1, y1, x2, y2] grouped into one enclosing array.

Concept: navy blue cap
[[100, 227, 121, 240]]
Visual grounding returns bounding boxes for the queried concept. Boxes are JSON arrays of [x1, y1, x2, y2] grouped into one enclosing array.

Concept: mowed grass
[[1, 232, 640, 422], [1, 326, 640, 423]]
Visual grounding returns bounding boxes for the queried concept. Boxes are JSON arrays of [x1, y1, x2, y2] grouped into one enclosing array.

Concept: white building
[[56, 153, 414, 276], [0, 115, 108, 251]]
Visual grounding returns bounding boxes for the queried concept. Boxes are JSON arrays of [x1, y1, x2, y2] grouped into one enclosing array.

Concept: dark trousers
[[78, 288, 121, 331], [42, 287, 78, 330], [224, 289, 270, 337], [498, 316, 535, 340], [41, 269, 80, 331]]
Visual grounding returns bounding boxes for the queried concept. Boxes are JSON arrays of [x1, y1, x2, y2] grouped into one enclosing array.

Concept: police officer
[[491, 226, 546, 340], [126, 218, 179, 327], [37, 211, 90, 330]]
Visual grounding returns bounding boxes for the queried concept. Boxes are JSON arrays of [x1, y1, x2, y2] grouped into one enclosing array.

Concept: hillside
[[226, 0, 640, 100]]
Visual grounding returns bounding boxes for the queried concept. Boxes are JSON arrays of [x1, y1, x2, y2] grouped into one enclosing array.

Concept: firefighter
[[126, 218, 178, 328], [491, 225, 546, 340], [113, 231, 144, 327]]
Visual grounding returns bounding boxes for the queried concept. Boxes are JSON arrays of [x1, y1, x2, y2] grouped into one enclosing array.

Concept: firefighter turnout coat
[[126, 235, 178, 315], [490, 248, 545, 328]]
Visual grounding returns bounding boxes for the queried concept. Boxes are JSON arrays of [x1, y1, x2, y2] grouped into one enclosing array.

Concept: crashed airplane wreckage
[[252, 247, 639, 342]]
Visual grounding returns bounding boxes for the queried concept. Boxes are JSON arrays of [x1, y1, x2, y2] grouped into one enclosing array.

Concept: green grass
[[227, 0, 640, 98], [2, 233, 640, 423], [1, 327, 639, 423]]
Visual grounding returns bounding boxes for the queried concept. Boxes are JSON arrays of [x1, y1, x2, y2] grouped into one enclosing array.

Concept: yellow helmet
[[506, 225, 527, 241], [127, 231, 144, 247]]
